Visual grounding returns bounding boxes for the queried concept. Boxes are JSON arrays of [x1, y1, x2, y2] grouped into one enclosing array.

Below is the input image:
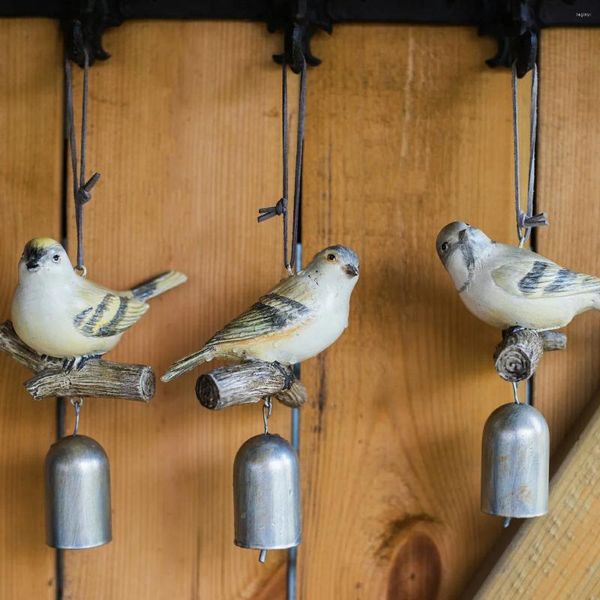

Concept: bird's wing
[[491, 246, 600, 299], [207, 275, 315, 347], [73, 280, 149, 338]]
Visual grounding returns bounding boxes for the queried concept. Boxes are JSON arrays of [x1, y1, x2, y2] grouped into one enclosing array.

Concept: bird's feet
[[272, 361, 294, 390], [62, 354, 102, 372], [502, 326, 526, 339]]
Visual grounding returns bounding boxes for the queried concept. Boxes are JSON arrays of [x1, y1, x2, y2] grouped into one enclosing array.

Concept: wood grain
[[1, 18, 596, 600], [0, 18, 62, 600], [535, 29, 600, 452], [475, 391, 600, 598], [300, 24, 533, 600], [62, 21, 293, 599]]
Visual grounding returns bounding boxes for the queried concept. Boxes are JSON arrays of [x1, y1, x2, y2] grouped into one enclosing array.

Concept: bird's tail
[[131, 271, 187, 301], [161, 347, 215, 382]]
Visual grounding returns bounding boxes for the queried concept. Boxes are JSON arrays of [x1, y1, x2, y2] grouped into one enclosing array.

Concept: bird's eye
[[441, 242, 449, 253], [52, 254, 61, 263], [327, 253, 336, 262]]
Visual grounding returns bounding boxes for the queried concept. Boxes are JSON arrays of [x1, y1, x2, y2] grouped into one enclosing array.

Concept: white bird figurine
[[11, 237, 187, 367], [436, 221, 600, 331], [162, 245, 359, 382]]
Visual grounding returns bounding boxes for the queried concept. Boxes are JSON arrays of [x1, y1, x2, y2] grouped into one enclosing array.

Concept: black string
[[65, 49, 100, 273], [258, 57, 307, 274], [290, 59, 306, 271]]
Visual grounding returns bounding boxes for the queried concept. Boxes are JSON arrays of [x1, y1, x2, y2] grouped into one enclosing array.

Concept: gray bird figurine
[[436, 221, 600, 331]]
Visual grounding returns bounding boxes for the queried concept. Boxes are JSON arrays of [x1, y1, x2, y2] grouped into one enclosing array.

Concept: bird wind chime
[[0, 40, 186, 549], [436, 61, 600, 526], [163, 55, 360, 563]]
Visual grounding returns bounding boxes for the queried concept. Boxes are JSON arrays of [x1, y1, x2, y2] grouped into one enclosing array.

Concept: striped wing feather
[[207, 275, 314, 346], [75, 282, 149, 338], [492, 246, 600, 299]]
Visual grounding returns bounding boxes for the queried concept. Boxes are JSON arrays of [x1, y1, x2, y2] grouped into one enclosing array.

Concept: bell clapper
[[258, 549, 268, 563]]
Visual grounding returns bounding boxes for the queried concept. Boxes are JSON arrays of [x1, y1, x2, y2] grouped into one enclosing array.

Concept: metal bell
[[45, 434, 112, 549], [233, 433, 301, 562], [481, 402, 549, 521]]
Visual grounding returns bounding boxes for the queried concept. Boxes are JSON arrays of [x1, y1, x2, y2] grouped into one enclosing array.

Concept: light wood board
[[62, 21, 293, 599], [300, 24, 529, 600], [1, 19, 598, 600], [0, 18, 63, 600]]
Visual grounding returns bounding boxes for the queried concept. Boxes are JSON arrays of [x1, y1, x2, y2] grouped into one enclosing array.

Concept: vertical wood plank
[[535, 29, 600, 451], [300, 25, 529, 599], [0, 19, 63, 600], [63, 21, 292, 599]]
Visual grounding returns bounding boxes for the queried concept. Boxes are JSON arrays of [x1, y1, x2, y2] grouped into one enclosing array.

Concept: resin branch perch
[[196, 360, 307, 410], [494, 328, 567, 382], [0, 321, 154, 402]]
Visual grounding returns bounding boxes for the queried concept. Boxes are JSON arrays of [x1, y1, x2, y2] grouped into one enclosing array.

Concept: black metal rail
[[1, 1, 598, 75]]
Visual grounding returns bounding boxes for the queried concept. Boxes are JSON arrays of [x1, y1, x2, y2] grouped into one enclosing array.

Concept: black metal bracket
[[2, 1, 599, 74], [267, 1, 332, 73], [479, 1, 539, 77], [61, 1, 123, 66]]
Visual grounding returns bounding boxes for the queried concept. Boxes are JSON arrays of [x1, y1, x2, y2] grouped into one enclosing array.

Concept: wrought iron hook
[[268, 0, 331, 72]]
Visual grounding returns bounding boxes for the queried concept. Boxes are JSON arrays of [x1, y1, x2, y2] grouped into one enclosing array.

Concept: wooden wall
[[0, 20, 62, 600], [0, 18, 599, 600]]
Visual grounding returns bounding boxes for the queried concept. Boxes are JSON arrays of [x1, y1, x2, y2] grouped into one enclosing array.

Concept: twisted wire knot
[[76, 172, 101, 206], [518, 210, 548, 230], [258, 197, 288, 222]]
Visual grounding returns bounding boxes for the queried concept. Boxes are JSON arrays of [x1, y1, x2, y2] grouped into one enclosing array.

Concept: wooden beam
[[475, 393, 600, 598]]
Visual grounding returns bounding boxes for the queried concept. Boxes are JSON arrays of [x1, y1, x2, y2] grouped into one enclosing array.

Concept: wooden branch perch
[[196, 361, 307, 410], [494, 328, 567, 382], [0, 321, 154, 402]]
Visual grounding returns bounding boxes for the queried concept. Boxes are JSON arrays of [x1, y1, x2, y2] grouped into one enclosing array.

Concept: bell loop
[[263, 397, 273, 434], [70, 397, 83, 435]]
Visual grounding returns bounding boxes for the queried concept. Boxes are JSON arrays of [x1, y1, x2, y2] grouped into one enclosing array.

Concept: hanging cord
[[65, 49, 101, 276], [512, 62, 546, 248], [290, 59, 307, 272], [258, 57, 307, 274]]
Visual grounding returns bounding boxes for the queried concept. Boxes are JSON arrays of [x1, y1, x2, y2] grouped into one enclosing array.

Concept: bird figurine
[[436, 221, 600, 331], [11, 237, 187, 368], [162, 245, 359, 382]]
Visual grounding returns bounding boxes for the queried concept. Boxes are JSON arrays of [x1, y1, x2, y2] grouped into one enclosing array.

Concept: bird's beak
[[458, 227, 471, 242], [26, 260, 39, 271], [344, 264, 359, 278]]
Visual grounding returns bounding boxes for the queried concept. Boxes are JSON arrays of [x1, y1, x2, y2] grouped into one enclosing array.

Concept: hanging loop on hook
[[62, 6, 121, 67], [512, 61, 547, 247], [268, 0, 330, 72]]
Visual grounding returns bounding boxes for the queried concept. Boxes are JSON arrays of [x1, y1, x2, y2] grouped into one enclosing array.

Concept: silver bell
[[481, 402, 549, 521], [233, 433, 301, 562], [45, 434, 112, 549]]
